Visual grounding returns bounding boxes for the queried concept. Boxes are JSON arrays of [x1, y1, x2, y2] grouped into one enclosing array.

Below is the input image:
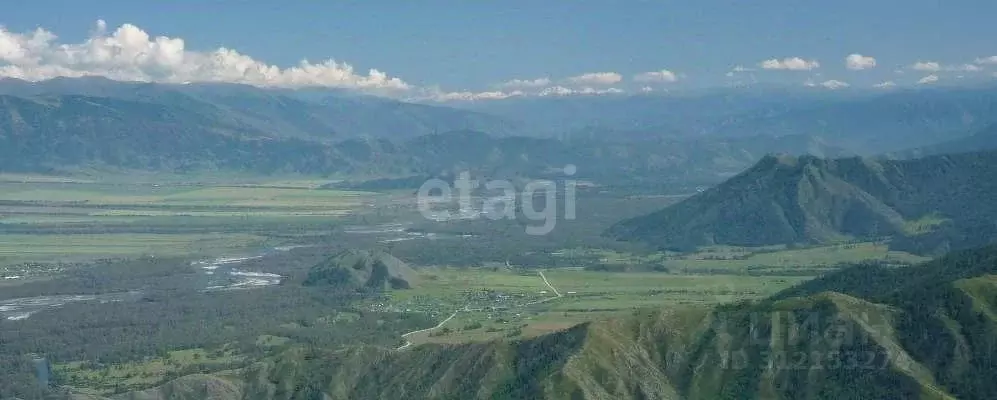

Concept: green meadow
[[0, 176, 375, 266]]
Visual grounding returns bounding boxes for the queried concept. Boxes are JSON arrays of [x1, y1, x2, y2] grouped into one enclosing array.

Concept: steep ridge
[[609, 151, 997, 254]]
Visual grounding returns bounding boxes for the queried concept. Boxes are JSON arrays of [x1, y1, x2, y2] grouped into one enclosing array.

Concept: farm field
[[385, 266, 811, 346], [388, 239, 929, 346], [0, 233, 267, 266], [0, 176, 377, 267], [556, 242, 930, 274], [53, 347, 245, 396]]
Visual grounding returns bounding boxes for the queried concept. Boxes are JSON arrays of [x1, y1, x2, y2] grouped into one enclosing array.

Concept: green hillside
[[88, 245, 997, 399], [303, 249, 419, 291], [609, 151, 997, 255]]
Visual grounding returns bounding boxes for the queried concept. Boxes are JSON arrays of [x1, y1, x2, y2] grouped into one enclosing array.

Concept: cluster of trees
[[0, 253, 434, 398]]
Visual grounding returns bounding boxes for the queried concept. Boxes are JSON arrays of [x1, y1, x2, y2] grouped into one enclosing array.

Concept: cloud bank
[[496, 77, 551, 89], [563, 72, 623, 85], [633, 69, 678, 83], [910, 61, 941, 72], [759, 57, 820, 71], [0, 20, 410, 92], [805, 79, 850, 89], [845, 54, 877, 70]]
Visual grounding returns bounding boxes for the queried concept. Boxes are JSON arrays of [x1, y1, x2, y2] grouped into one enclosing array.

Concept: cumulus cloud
[[538, 86, 624, 97], [845, 54, 877, 70], [873, 81, 896, 88], [910, 61, 941, 72], [495, 77, 551, 89], [422, 89, 523, 102], [725, 65, 755, 79], [821, 79, 850, 89], [759, 57, 820, 71], [946, 64, 982, 72], [563, 72, 622, 86], [417, 84, 625, 102], [910, 62, 982, 73], [633, 69, 678, 83], [976, 56, 997, 65], [918, 74, 939, 84], [805, 79, 850, 89], [0, 20, 410, 92]]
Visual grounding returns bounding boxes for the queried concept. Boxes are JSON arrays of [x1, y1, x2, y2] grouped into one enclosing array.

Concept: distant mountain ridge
[[0, 90, 848, 188], [467, 86, 997, 154], [609, 150, 997, 255], [4, 77, 997, 187], [0, 77, 518, 142]]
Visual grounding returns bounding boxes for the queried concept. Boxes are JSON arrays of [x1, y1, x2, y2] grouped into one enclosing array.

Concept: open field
[[390, 241, 929, 346], [54, 347, 245, 395], [0, 233, 267, 266], [558, 241, 930, 274], [0, 176, 378, 267]]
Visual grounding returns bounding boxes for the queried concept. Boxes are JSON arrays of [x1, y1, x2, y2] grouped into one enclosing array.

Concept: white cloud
[[820, 79, 850, 89], [873, 81, 896, 88], [910, 61, 941, 72], [563, 72, 622, 86], [759, 57, 820, 71], [640, 86, 654, 93], [538, 86, 624, 97], [946, 64, 982, 72], [419, 85, 625, 102], [806, 79, 850, 89], [0, 20, 410, 92], [975, 56, 997, 65], [495, 77, 551, 89], [422, 89, 523, 102], [633, 69, 678, 83], [910, 61, 983, 73], [918, 74, 939, 84], [845, 54, 877, 70], [726, 65, 755, 77]]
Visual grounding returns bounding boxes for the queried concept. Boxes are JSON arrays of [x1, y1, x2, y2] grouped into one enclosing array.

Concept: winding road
[[539, 270, 562, 297], [396, 309, 461, 351]]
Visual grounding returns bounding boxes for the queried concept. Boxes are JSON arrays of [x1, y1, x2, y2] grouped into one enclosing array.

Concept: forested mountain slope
[[88, 245, 997, 399], [609, 151, 997, 255]]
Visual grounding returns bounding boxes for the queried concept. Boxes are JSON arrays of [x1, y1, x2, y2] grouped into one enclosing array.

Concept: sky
[[1, 0, 996, 101]]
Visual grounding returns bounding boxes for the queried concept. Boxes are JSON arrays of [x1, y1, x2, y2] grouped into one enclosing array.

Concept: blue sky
[[1, 0, 996, 99]]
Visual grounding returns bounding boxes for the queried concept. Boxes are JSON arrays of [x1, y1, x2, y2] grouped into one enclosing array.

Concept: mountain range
[[4, 78, 997, 183], [464, 86, 997, 153]]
